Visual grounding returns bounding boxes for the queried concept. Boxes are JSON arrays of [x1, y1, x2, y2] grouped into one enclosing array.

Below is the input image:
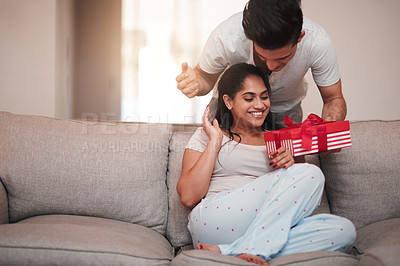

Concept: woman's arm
[[176, 107, 223, 208]]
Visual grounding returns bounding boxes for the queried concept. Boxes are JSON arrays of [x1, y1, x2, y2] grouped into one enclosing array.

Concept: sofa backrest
[[320, 120, 400, 230], [166, 130, 197, 248], [0, 182, 7, 224], [0, 111, 173, 236]]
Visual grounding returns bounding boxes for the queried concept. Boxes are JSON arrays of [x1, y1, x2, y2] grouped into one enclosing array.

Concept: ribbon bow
[[300, 114, 324, 151], [282, 114, 326, 151], [270, 114, 328, 153]]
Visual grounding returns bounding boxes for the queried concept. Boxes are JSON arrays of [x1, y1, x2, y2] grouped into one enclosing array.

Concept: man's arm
[[194, 64, 222, 96], [319, 79, 347, 121], [176, 62, 222, 98]]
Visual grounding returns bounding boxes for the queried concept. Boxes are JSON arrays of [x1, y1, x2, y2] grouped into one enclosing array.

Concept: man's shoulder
[[302, 16, 330, 41], [298, 16, 334, 57], [217, 12, 243, 30], [199, 11, 251, 73], [212, 12, 246, 41]]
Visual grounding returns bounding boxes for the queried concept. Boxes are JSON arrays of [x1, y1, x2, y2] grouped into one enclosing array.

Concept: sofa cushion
[[171, 250, 358, 266], [359, 245, 400, 266], [0, 215, 173, 265], [354, 218, 400, 256], [357, 219, 400, 266], [0, 111, 172, 235], [0, 181, 7, 224], [166, 131, 197, 248], [319, 120, 400, 229]]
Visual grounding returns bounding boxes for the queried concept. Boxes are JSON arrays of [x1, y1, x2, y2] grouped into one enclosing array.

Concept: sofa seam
[[178, 251, 358, 266], [360, 253, 383, 266], [349, 119, 400, 124], [0, 245, 173, 262], [0, 177, 9, 224], [160, 130, 174, 240], [165, 130, 174, 249], [177, 252, 250, 266], [269, 253, 359, 266]]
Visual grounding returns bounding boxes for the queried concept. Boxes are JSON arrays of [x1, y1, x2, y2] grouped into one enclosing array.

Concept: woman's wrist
[[207, 138, 222, 153]]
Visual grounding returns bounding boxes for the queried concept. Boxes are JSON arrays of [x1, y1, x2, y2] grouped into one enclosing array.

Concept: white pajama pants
[[187, 163, 356, 261]]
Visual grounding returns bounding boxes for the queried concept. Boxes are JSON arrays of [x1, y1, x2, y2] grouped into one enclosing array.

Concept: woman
[[176, 63, 355, 265]]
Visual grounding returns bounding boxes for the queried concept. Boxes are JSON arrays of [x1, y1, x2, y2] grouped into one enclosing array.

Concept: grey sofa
[[0, 111, 399, 266]]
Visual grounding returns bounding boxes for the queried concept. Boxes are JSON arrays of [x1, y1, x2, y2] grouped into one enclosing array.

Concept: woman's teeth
[[251, 112, 263, 116]]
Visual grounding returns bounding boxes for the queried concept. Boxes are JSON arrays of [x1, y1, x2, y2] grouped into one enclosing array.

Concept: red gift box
[[263, 114, 352, 158]]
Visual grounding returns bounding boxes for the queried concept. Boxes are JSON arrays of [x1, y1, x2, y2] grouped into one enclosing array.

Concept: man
[[176, 0, 346, 130]]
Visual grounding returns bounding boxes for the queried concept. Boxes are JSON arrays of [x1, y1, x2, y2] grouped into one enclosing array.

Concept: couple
[[176, 63, 356, 265]]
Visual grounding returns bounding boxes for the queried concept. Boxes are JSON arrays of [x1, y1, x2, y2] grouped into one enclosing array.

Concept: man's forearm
[[195, 73, 213, 96], [194, 65, 221, 96], [322, 97, 347, 121]]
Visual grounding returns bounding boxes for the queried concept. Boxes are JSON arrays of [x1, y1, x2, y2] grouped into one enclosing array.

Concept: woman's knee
[[290, 163, 325, 189], [332, 217, 357, 250], [306, 163, 324, 181], [341, 218, 357, 245]]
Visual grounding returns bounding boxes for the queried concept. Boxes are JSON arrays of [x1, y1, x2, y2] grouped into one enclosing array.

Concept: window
[[121, 0, 248, 123]]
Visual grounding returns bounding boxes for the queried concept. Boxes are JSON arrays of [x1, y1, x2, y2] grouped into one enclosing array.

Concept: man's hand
[[323, 116, 334, 122], [176, 63, 222, 98], [176, 62, 200, 98], [319, 79, 347, 122], [322, 108, 341, 154]]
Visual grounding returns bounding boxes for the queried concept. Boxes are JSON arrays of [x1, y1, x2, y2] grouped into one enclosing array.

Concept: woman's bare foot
[[196, 243, 221, 253], [237, 254, 269, 265], [197, 243, 268, 265]]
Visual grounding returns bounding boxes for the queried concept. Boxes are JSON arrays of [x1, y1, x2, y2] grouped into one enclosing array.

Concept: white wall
[[0, 0, 75, 118], [55, 0, 75, 119], [0, 0, 57, 117], [1, 0, 399, 121], [73, 0, 121, 120], [301, 0, 400, 121]]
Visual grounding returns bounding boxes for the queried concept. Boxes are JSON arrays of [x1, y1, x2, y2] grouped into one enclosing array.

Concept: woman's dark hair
[[215, 63, 270, 141], [242, 0, 303, 49]]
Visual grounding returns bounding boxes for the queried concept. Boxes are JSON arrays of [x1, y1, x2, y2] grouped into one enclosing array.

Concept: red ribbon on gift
[[272, 114, 328, 152], [264, 114, 350, 157], [300, 114, 326, 151]]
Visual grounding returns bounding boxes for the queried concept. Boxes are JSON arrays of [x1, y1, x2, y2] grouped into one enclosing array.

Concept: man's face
[[254, 42, 298, 72], [253, 30, 305, 72]]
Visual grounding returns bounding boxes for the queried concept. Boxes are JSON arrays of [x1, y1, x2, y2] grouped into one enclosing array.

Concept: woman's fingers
[[202, 105, 210, 125], [212, 118, 220, 130], [269, 147, 294, 168]]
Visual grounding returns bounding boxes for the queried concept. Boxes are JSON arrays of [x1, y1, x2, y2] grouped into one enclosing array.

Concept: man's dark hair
[[242, 0, 303, 50]]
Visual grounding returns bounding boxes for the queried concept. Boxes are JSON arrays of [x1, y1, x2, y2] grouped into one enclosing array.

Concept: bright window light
[[121, 0, 248, 123]]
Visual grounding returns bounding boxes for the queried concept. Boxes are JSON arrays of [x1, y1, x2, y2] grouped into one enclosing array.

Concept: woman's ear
[[223, 94, 233, 110]]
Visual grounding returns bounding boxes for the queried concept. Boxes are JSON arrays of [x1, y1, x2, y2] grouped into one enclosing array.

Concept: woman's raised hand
[[202, 105, 223, 149], [269, 146, 295, 169]]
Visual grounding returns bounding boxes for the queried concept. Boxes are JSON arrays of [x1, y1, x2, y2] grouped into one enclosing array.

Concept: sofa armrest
[[0, 180, 8, 224], [355, 218, 400, 266], [360, 245, 400, 266]]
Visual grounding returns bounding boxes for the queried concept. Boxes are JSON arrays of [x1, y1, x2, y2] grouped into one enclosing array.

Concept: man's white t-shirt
[[199, 12, 340, 115], [186, 127, 274, 198]]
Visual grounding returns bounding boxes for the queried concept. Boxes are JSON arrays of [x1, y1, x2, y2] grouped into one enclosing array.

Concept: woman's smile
[[249, 110, 266, 119]]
